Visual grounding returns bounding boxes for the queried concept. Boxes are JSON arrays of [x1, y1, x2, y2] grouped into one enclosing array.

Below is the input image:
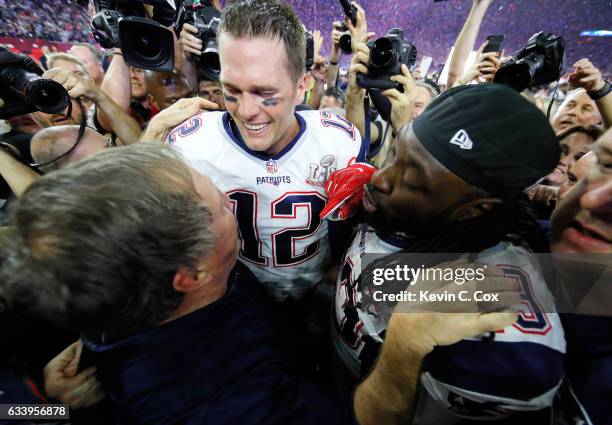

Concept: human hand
[[347, 2, 374, 50], [42, 68, 99, 101], [527, 184, 559, 206], [312, 29, 324, 60], [144, 97, 218, 141], [180, 23, 203, 57], [388, 260, 520, 354], [568, 58, 606, 93], [331, 21, 343, 58], [348, 42, 370, 93], [382, 64, 416, 133], [457, 41, 502, 85], [310, 60, 328, 83], [44, 340, 105, 408]]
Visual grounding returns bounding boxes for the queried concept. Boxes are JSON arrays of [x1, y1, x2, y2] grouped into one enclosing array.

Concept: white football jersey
[[333, 223, 566, 421], [167, 110, 365, 300]]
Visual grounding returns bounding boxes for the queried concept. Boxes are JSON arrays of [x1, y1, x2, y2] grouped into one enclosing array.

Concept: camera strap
[[363, 92, 371, 159], [30, 98, 87, 169], [546, 79, 560, 120]]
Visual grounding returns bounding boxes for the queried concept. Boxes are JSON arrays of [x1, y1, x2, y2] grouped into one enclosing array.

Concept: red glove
[[320, 163, 378, 221]]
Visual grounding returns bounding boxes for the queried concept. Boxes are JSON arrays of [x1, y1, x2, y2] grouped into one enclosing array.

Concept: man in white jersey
[[166, 0, 366, 302], [332, 84, 567, 423]]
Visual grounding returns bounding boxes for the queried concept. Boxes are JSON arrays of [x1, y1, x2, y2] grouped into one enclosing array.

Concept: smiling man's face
[[218, 34, 307, 156]]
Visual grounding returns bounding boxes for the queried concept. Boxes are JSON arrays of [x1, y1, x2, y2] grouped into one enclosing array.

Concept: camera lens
[[119, 17, 175, 72], [136, 33, 162, 59], [495, 53, 544, 92], [339, 33, 352, 54], [370, 37, 396, 69], [201, 41, 220, 81], [26, 79, 70, 114]]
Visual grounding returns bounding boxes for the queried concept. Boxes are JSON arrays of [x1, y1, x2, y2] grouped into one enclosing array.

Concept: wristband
[[330, 60, 338, 66], [588, 80, 611, 100]]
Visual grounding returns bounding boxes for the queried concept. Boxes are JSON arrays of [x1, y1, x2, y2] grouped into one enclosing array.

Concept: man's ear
[[172, 266, 213, 293], [148, 95, 160, 111], [449, 198, 502, 223], [295, 72, 309, 104]]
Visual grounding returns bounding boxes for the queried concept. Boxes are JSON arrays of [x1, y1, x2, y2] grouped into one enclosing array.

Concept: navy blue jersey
[[333, 224, 566, 423], [82, 262, 357, 425], [563, 314, 612, 425]]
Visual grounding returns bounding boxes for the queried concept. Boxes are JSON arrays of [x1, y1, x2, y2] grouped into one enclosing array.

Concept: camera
[[337, 0, 357, 54], [0, 48, 70, 119], [305, 30, 314, 72], [357, 28, 417, 91], [91, 0, 178, 72], [494, 32, 565, 92], [180, 0, 221, 81], [338, 23, 352, 55]]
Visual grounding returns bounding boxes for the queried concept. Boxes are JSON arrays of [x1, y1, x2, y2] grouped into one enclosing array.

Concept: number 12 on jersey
[[228, 190, 327, 267]]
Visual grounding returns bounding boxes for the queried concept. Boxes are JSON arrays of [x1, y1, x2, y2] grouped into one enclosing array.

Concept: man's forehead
[[564, 89, 595, 106], [397, 128, 433, 172], [218, 33, 289, 89]]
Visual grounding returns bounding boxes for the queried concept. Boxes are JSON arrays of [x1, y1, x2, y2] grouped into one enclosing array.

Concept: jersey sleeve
[[164, 113, 206, 147]]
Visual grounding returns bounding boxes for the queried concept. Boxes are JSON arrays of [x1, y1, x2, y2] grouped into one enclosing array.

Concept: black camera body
[[338, 23, 352, 55], [305, 30, 314, 72], [494, 32, 565, 92], [0, 48, 70, 119], [182, 1, 221, 81], [91, 0, 178, 72], [337, 0, 357, 54], [357, 28, 417, 92]]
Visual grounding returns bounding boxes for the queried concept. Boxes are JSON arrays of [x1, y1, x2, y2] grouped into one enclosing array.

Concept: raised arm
[[42, 68, 142, 145], [446, 0, 494, 88], [96, 49, 132, 133]]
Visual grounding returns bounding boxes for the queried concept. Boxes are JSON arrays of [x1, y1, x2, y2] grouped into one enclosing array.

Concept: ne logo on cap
[[450, 129, 473, 150]]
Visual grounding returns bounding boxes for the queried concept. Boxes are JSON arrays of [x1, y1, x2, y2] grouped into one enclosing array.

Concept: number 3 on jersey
[[228, 190, 326, 267]]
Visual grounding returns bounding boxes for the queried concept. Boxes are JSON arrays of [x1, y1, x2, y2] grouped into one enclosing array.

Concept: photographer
[[344, 3, 424, 163], [36, 67, 142, 145]]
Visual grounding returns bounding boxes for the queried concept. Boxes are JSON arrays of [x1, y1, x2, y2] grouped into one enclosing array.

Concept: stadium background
[[0, 0, 609, 74]]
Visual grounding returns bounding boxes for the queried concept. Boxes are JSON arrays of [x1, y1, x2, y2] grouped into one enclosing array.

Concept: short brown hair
[[219, 0, 306, 83]]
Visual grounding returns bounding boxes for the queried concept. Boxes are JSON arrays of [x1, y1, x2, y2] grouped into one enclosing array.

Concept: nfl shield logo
[[266, 159, 278, 174]]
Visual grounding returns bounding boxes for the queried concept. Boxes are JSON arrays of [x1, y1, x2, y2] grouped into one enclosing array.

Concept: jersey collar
[[222, 112, 306, 161]]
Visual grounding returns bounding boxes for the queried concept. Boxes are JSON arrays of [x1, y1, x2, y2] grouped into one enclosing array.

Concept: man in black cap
[[330, 83, 567, 423]]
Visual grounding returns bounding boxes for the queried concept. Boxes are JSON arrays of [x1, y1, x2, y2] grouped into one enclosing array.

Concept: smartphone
[[483, 34, 505, 55]]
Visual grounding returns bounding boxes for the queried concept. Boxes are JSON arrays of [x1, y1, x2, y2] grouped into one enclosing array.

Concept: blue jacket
[[83, 262, 356, 425]]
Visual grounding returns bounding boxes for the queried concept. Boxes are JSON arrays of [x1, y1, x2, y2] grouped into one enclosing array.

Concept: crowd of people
[[0, 0, 95, 43], [0, 0, 611, 424]]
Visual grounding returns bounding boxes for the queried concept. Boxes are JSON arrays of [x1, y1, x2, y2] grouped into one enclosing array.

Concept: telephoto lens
[[494, 32, 565, 92], [119, 17, 175, 72], [0, 67, 70, 115]]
